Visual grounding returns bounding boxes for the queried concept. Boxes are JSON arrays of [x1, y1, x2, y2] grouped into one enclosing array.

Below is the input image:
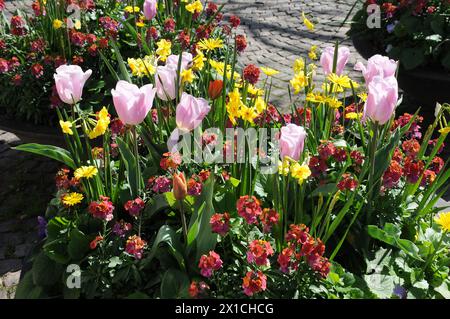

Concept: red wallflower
[[421, 169, 436, 187], [11, 16, 27, 36], [12, 74, 22, 86], [88, 196, 115, 221], [235, 34, 247, 53], [72, 55, 84, 65], [383, 160, 403, 189], [189, 281, 210, 298], [210, 212, 230, 236], [112, 220, 132, 237], [337, 173, 358, 191], [125, 235, 147, 259], [31, 63, 44, 78], [309, 156, 328, 177], [403, 157, 424, 184], [402, 139, 420, 158], [0, 0, 5, 11], [89, 235, 103, 249], [206, 2, 218, 17], [237, 195, 262, 224], [247, 240, 274, 266], [259, 208, 279, 232], [243, 64, 260, 85], [187, 177, 202, 196], [178, 30, 191, 49], [164, 17, 176, 32], [350, 150, 364, 166], [430, 157, 444, 174], [318, 142, 336, 160], [229, 15, 241, 28], [0, 58, 9, 73], [333, 148, 347, 162], [124, 197, 145, 217], [160, 152, 182, 171], [198, 251, 223, 278], [242, 271, 267, 296]]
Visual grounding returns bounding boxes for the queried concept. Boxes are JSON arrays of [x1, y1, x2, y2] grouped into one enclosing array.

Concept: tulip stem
[[179, 200, 188, 243], [132, 125, 141, 198]]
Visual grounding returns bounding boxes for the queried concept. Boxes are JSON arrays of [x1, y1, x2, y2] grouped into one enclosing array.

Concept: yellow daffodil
[[302, 12, 315, 31], [306, 92, 326, 104], [62, 192, 84, 206], [290, 163, 311, 184], [278, 159, 290, 176], [198, 38, 224, 52], [290, 71, 308, 94], [53, 19, 63, 29], [226, 88, 242, 125], [293, 58, 305, 74], [128, 55, 156, 77], [325, 97, 343, 109], [193, 50, 206, 71], [185, 0, 203, 13], [156, 39, 171, 61], [88, 107, 110, 139], [59, 120, 73, 135], [239, 105, 258, 123], [124, 5, 140, 13], [247, 84, 264, 97], [261, 66, 279, 77], [181, 69, 194, 83], [74, 166, 98, 179], [358, 92, 368, 102], [439, 127, 450, 135], [435, 212, 450, 232], [308, 45, 318, 60], [254, 96, 267, 113], [345, 112, 362, 120]]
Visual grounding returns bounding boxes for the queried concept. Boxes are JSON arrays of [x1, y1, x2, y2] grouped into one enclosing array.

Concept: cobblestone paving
[[0, 130, 58, 299], [218, 0, 364, 107]]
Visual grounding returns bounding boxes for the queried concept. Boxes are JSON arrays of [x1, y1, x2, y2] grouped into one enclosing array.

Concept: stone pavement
[[0, 130, 59, 299], [218, 0, 364, 107]]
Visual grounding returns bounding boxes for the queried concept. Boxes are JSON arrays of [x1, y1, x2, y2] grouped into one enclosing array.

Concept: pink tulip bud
[[363, 76, 398, 125], [279, 124, 307, 161], [111, 80, 156, 125], [54, 64, 92, 104], [166, 52, 193, 71], [355, 54, 397, 85], [143, 0, 157, 20], [320, 46, 350, 76], [155, 64, 178, 101], [176, 92, 211, 132]]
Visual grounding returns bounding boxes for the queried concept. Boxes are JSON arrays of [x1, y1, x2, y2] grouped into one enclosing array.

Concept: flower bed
[[5, 0, 450, 299]]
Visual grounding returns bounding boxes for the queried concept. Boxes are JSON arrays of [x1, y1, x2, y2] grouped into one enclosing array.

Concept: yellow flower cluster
[[225, 88, 266, 125], [89, 107, 110, 139], [74, 165, 98, 179], [278, 158, 311, 184], [327, 73, 359, 92], [185, 0, 203, 13], [192, 50, 206, 71], [156, 39, 171, 61], [308, 45, 318, 60], [124, 6, 140, 13], [209, 60, 240, 81], [128, 55, 156, 78], [198, 38, 224, 52], [306, 92, 342, 109], [62, 192, 84, 206], [290, 71, 308, 94]]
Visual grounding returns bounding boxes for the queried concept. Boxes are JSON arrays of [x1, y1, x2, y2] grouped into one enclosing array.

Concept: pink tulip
[[363, 76, 398, 125], [279, 124, 307, 161], [355, 54, 397, 84], [155, 64, 178, 101], [166, 52, 193, 71], [320, 46, 351, 75], [111, 80, 156, 125], [143, 0, 157, 20], [54, 64, 92, 104], [176, 92, 211, 132]]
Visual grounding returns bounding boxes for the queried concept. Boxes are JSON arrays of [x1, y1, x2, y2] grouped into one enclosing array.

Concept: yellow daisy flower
[[62, 192, 84, 206], [198, 38, 224, 52], [435, 212, 450, 232], [260, 66, 280, 77], [74, 166, 98, 179]]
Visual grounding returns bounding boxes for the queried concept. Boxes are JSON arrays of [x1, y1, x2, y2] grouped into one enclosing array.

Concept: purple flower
[[152, 176, 172, 193], [37, 216, 47, 239], [393, 284, 407, 299]]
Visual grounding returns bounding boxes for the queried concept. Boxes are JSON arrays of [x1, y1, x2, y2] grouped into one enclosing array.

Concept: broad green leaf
[[364, 274, 395, 299], [67, 229, 90, 261], [13, 144, 75, 169], [160, 268, 190, 299], [116, 137, 143, 198], [32, 252, 63, 286], [147, 225, 185, 270]]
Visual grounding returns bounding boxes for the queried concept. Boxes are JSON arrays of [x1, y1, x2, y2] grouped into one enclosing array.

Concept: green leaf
[[364, 274, 395, 299], [13, 144, 75, 169], [435, 281, 450, 299], [14, 272, 42, 299], [116, 137, 142, 198], [401, 48, 425, 70], [147, 225, 185, 270], [32, 252, 63, 286], [311, 183, 337, 197], [187, 173, 218, 261], [67, 229, 90, 261], [160, 268, 190, 299], [373, 129, 401, 182], [368, 225, 396, 246]]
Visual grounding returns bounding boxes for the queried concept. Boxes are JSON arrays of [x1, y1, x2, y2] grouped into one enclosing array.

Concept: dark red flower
[[229, 15, 241, 28], [235, 34, 247, 53], [243, 64, 260, 85]]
